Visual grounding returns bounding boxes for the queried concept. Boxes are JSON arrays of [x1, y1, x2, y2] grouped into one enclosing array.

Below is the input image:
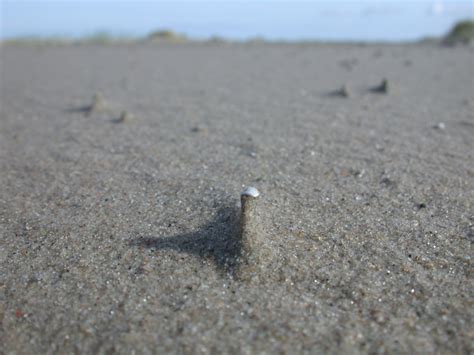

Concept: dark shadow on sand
[[325, 88, 350, 98], [64, 105, 93, 116], [130, 206, 242, 276], [370, 79, 389, 94]]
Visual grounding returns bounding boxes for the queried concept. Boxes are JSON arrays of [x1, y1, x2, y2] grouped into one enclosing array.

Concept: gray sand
[[0, 42, 473, 353]]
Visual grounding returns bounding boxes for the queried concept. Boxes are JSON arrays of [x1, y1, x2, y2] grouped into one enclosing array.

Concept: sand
[[0, 42, 473, 354]]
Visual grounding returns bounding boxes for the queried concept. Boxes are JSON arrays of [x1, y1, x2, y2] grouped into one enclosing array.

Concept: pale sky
[[1, 0, 473, 41]]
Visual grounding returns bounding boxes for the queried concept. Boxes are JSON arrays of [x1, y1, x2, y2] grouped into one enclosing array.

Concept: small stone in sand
[[434, 122, 446, 130], [381, 176, 396, 188]]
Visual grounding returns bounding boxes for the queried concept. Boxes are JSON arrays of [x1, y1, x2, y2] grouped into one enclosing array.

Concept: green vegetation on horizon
[[444, 20, 474, 44], [147, 29, 187, 42], [3, 20, 474, 46]]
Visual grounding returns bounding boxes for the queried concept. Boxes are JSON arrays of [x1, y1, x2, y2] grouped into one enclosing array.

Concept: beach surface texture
[[1, 42, 473, 353]]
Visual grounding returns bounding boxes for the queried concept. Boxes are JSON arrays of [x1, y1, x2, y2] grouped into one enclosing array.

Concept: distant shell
[[434, 122, 446, 130], [241, 186, 260, 198]]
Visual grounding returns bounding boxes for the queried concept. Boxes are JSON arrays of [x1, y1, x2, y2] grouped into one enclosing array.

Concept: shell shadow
[[370, 79, 389, 94], [325, 86, 350, 98], [64, 105, 94, 116], [129, 206, 242, 277]]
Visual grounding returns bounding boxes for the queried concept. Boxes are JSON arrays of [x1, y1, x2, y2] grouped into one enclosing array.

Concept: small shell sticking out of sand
[[330, 84, 351, 98], [86, 92, 106, 116], [371, 78, 389, 94], [237, 186, 271, 279], [113, 111, 132, 124], [433, 122, 446, 130]]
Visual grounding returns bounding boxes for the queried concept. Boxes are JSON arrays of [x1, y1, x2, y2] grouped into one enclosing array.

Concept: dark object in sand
[[191, 125, 208, 133], [371, 78, 389, 94], [329, 84, 351, 98], [417, 203, 427, 209]]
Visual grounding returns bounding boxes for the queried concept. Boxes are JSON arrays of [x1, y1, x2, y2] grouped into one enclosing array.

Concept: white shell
[[241, 186, 260, 198]]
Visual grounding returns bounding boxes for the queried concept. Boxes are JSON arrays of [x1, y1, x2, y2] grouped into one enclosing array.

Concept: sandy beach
[[1, 42, 473, 353]]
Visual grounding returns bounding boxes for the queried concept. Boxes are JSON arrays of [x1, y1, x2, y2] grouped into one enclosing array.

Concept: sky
[[1, 0, 473, 41]]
